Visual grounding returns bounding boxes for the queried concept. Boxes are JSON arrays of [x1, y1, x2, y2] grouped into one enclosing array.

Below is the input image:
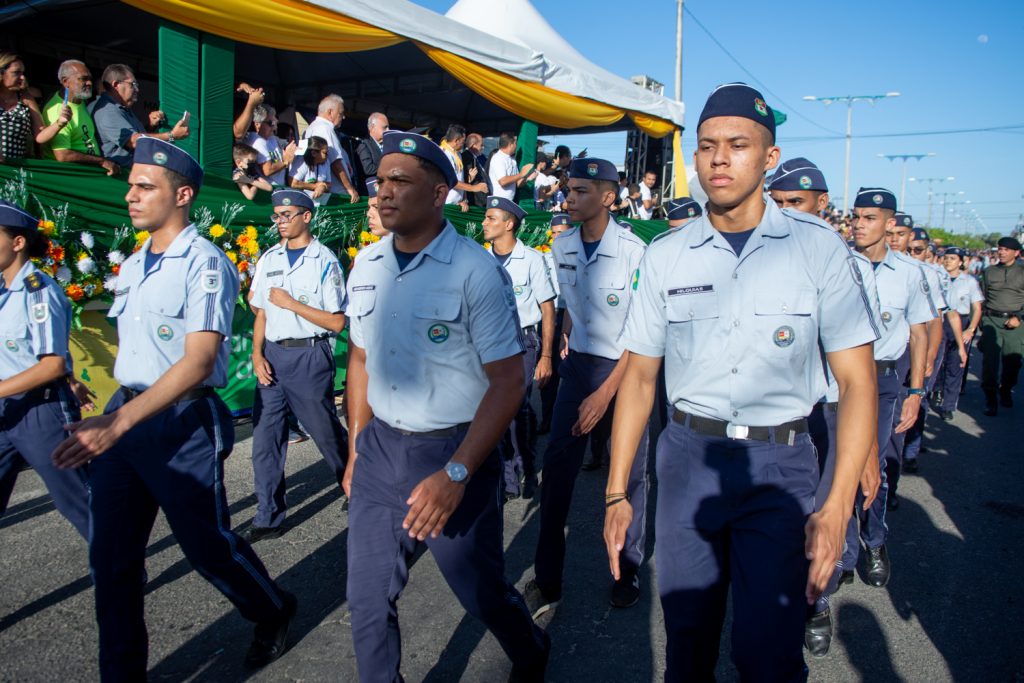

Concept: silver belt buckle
[[725, 422, 750, 440]]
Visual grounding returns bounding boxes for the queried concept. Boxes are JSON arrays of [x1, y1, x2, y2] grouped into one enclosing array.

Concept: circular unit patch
[[427, 324, 449, 343]]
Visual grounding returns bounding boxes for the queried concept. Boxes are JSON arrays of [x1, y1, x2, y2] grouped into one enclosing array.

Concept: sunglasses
[[910, 246, 928, 254]]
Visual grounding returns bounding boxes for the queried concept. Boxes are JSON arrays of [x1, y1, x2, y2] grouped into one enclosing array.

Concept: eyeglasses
[[270, 212, 300, 223], [910, 246, 928, 254], [118, 80, 140, 90]]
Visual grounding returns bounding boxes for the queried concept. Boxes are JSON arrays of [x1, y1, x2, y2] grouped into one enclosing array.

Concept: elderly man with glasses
[[90, 63, 189, 168]]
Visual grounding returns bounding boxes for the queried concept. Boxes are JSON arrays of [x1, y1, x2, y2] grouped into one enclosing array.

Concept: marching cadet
[[244, 188, 349, 543], [846, 188, 935, 586], [51, 138, 295, 679], [365, 177, 389, 239], [525, 156, 649, 615], [482, 196, 556, 501], [538, 212, 571, 436], [979, 236, 1024, 415], [935, 247, 984, 419], [665, 196, 703, 228], [0, 200, 90, 539], [901, 226, 965, 474], [342, 131, 549, 683], [768, 160, 882, 657], [605, 84, 878, 681]]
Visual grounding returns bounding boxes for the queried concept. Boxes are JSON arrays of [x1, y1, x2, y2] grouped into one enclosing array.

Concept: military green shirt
[[982, 261, 1024, 314]]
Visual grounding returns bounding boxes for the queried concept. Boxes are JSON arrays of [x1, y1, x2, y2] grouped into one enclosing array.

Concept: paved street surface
[[2, 359, 1023, 682]]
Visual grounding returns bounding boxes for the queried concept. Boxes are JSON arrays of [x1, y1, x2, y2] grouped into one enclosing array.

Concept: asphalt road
[[2, 357, 1023, 682]]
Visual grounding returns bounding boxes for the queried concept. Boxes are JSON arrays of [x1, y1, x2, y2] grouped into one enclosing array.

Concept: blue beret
[[944, 247, 965, 258], [550, 213, 570, 227], [365, 177, 378, 198], [381, 131, 457, 188], [853, 187, 897, 212], [666, 197, 703, 221], [894, 212, 914, 228], [485, 195, 526, 221], [568, 157, 618, 183], [768, 158, 828, 192], [698, 82, 776, 140], [998, 236, 1023, 251], [0, 199, 39, 231], [134, 137, 203, 189], [271, 189, 315, 212], [911, 227, 930, 242]]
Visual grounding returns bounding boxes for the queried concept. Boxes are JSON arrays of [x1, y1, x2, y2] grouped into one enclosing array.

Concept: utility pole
[[674, 0, 683, 102], [909, 176, 955, 226], [804, 92, 900, 215], [878, 153, 935, 209]]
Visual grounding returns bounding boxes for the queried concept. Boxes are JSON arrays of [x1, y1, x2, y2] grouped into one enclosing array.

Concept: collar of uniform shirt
[[688, 199, 791, 250], [566, 214, 626, 261], [365, 222, 458, 272], [141, 223, 200, 260]]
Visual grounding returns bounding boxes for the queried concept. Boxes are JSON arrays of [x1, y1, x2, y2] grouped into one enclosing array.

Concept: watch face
[[446, 462, 468, 482]]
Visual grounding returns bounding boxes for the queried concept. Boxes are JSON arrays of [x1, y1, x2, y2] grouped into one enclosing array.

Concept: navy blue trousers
[[883, 350, 912, 503], [251, 338, 348, 528], [88, 389, 288, 682], [502, 327, 539, 494], [655, 419, 814, 683], [347, 418, 546, 683], [902, 323, 947, 467], [539, 309, 565, 427], [936, 317, 967, 413], [844, 367, 899, 569], [535, 351, 649, 597], [807, 402, 842, 614], [0, 383, 89, 538]]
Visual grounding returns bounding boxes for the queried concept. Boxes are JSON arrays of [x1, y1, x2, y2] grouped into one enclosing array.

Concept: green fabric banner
[[158, 22, 201, 159], [199, 33, 235, 178], [516, 119, 538, 208]]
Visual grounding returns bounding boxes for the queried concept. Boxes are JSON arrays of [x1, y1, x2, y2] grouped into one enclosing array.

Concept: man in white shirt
[[532, 155, 559, 209], [244, 105, 296, 188], [302, 94, 360, 203], [488, 131, 536, 201], [440, 124, 488, 211], [638, 170, 657, 220]]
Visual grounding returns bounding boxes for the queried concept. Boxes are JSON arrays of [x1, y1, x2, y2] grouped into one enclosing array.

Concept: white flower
[[56, 266, 73, 283], [77, 256, 96, 275], [222, 241, 232, 250], [108, 250, 125, 265], [80, 231, 95, 249], [104, 275, 119, 292]]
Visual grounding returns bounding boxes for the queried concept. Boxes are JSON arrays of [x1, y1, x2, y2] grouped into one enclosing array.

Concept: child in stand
[[232, 142, 274, 200]]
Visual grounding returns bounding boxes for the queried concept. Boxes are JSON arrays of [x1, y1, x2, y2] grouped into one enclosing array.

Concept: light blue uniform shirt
[[823, 250, 884, 403], [871, 247, 938, 362], [498, 239, 556, 329], [346, 222, 524, 432], [0, 262, 73, 380], [250, 238, 347, 342], [948, 273, 984, 316], [553, 217, 646, 361], [905, 256, 948, 312], [108, 225, 239, 390], [542, 250, 564, 309], [621, 202, 878, 426]]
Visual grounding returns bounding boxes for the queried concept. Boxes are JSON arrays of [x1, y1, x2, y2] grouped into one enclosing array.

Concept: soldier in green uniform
[[979, 236, 1024, 415]]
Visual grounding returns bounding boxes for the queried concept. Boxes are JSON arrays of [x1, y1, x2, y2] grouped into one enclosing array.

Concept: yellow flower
[[370, 233, 381, 243], [359, 230, 373, 244], [483, 242, 492, 250], [244, 225, 258, 240], [346, 247, 359, 259], [226, 250, 238, 264], [134, 231, 150, 244], [38, 220, 57, 236], [209, 224, 226, 239]]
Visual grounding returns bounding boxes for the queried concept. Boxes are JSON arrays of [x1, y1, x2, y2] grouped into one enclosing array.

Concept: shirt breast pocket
[[753, 287, 815, 359], [413, 293, 464, 351], [556, 266, 577, 288], [147, 287, 185, 343], [878, 290, 907, 329], [666, 292, 719, 361], [512, 274, 532, 304], [348, 287, 377, 318], [290, 272, 321, 307]]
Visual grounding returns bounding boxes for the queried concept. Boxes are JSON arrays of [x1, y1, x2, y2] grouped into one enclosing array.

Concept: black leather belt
[[522, 324, 539, 335], [672, 409, 808, 443], [384, 420, 471, 438], [877, 360, 897, 374], [273, 336, 329, 348], [985, 309, 1020, 319], [120, 386, 215, 403], [820, 401, 839, 412], [23, 380, 67, 402]]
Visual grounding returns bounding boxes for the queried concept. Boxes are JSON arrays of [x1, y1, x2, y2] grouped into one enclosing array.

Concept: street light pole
[[804, 92, 900, 215], [878, 153, 935, 209], [939, 191, 965, 229], [909, 176, 955, 226], [674, 0, 683, 102]]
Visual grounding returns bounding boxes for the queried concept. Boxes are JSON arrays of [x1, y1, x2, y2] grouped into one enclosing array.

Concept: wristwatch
[[444, 461, 469, 484], [907, 388, 926, 396], [167, 133, 176, 143]]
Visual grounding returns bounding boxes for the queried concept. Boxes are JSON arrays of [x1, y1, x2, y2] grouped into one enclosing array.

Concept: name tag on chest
[[668, 285, 714, 296]]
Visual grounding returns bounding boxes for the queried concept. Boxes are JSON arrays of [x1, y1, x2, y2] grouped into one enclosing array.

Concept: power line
[[683, 6, 843, 136], [779, 124, 1024, 142]]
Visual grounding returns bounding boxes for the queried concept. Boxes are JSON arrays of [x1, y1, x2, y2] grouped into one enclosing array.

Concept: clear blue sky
[[411, 0, 1023, 235]]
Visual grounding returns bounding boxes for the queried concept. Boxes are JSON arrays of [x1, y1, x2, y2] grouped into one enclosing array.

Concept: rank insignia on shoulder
[[25, 273, 45, 292]]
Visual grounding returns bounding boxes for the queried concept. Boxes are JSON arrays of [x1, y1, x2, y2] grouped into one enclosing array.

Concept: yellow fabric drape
[[672, 128, 690, 197], [627, 112, 676, 139], [420, 44, 626, 130], [123, 0, 403, 52]]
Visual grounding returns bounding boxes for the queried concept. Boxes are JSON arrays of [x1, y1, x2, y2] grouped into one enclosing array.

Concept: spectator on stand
[[244, 104, 296, 188], [440, 124, 488, 212], [232, 142, 274, 200], [532, 154, 558, 210], [0, 52, 71, 161], [356, 112, 388, 180], [90, 64, 189, 168], [232, 82, 265, 141], [463, 132, 491, 208], [638, 170, 658, 219], [289, 136, 333, 206], [41, 60, 118, 176], [303, 94, 359, 203], [488, 131, 536, 201]]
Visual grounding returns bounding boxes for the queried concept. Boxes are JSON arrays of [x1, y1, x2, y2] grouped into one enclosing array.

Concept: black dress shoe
[[246, 590, 297, 667], [866, 545, 891, 587], [887, 494, 900, 511], [942, 410, 955, 421], [837, 570, 854, 590], [903, 459, 919, 474], [241, 526, 284, 544], [522, 474, 538, 500], [805, 608, 833, 658]]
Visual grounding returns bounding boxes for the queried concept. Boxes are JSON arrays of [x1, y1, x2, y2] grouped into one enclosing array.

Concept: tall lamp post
[[939, 192, 966, 229], [878, 153, 935, 209], [909, 176, 955, 226], [803, 92, 900, 215]]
